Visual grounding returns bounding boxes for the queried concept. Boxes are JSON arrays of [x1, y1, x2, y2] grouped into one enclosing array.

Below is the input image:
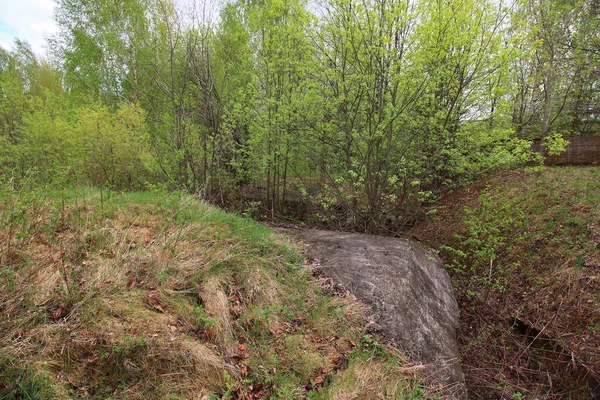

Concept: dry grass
[[409, 166, 600, 399], [200, 277, 236, 357], [318, 351, 429, 400], [0, 188, 428, 399]]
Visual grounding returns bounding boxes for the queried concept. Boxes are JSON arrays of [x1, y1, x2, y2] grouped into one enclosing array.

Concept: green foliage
[[52, 0, 151, 103], [430, 166, 600, 398], [1, 0, 598, 230], [191, 305, 217, 328], [13, 101, 151, 189], [543, 133, 570, 156], [0, 358, 58, 400], [441, 191, 527, 294], [441, 166, 600, 303], [462, 192, 526, 265], [73, 103, 152, 189]]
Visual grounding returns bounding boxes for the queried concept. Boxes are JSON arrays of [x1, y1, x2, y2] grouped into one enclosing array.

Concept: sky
[[0, 0, 58, 55], [0, 0, 221, 56]]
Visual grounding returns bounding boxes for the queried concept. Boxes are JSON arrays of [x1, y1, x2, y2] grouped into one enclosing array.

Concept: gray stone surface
[[286, 228, 465, 396]]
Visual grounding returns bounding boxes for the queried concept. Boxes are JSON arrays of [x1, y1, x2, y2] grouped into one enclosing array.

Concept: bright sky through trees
[[0, 0, 220, 53], [0, 0, 58, 53], [0, 0, 598, 231]]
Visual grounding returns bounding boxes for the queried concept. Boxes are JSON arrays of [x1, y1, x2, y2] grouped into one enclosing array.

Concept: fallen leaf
[[52, 305, 68, 320], [333, 356, 348, 370], [147, 291, 161, 304], [100, 280, 112, 288], [147, 291, 167, 313], [127, 277, 137, 288]]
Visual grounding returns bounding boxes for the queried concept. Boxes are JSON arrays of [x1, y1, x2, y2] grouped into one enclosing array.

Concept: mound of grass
[[0, 185, 430, 399], [411, 166, 600, 399]]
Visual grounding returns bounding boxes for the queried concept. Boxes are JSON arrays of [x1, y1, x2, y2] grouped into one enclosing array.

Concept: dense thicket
[[1, 0, 598, 231]]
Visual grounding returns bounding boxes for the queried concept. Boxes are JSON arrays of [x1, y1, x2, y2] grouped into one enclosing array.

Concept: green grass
[[0, 184, 429, 399], [420, 166, 600, 399], [0, 357, 60, 400]]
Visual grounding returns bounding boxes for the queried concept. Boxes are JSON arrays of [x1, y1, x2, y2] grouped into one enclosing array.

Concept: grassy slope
[[0, 187, 431, 399], [410, 166, 600, 399]]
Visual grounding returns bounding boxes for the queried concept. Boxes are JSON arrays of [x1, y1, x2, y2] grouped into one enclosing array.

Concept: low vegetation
[[411, 166, 600, 399], [3, 0, 599, 232], [0, 185, 432, 399], [1, 0, 598, 396]]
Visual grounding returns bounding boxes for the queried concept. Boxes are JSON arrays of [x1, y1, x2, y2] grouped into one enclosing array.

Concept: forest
[[1, 0, 598, 232], [2, 1, 600, 398]]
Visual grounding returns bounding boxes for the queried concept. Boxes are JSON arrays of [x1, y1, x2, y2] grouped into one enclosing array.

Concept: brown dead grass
[[320, 353, 426, 400], [200, 277, 236, 357], [409, 166, 600, 399], [0, 190, 425, 399]]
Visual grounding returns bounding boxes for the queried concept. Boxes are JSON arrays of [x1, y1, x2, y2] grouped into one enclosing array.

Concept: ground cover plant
[[410, 166, 600, 399], [0, 184, 434, 399], [1, 0, 599, 397]]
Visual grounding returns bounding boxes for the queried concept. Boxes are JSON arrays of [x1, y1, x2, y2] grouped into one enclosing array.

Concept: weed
[[0, 358, 58, 400], [0, 185, 426, 399], [412, 166, 600, 399], [192, 305, 217, 328]]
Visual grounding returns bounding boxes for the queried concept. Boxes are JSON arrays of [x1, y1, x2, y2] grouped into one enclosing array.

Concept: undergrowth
[[412, 166, 600, 399], [0, 184, 432, 399]]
